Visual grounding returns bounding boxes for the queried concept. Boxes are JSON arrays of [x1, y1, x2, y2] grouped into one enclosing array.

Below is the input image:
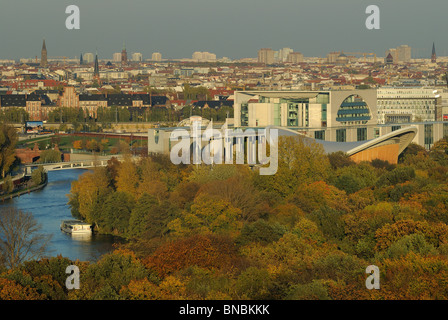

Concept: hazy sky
[[0, 0, 446, 60]]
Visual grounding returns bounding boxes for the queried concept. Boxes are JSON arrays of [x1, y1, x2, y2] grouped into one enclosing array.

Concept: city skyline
[[1, 0, 447, 60]]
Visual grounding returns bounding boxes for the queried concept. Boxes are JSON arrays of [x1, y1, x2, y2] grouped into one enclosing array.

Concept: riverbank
[[0, 174, 48, 202], [1, 169, 118, 261]]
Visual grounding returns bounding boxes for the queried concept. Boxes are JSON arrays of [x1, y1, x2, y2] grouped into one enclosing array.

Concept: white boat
[[60, 220, 92, 235]]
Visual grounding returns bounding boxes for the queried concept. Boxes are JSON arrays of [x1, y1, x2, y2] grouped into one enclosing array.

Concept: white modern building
[[233, 90, 448, 150], [377, 87, 439, 124]]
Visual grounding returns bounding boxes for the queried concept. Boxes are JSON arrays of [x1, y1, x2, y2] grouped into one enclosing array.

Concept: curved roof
[[268, 126, 417, 156]]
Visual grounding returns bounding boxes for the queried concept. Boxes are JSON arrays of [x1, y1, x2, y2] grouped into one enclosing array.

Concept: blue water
[[0, 169, 118, 262]]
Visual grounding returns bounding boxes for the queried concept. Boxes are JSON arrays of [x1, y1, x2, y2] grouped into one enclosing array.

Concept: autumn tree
[[144, 234, 241, 278], [168, 194, 243, 237], [69, 249, 153, 300], [115, 156, 139, 196], [68, 167, 111, 226], [254, 136, 330, 197]]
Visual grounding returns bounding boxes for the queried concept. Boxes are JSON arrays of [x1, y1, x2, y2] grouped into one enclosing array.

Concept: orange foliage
[[374, 220, 448, 251], [0, 278, 45, 300], [72, 140, 83, 149], [288, 181, 350, 214], [143, 234, 242, 277]]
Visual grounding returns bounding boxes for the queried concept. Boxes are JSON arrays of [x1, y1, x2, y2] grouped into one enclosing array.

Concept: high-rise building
[[258, 48, 275, 65], [83, 53, 94, 64], [387, 45, 411, 63], [431, 42, 437, 63], [192, 51, 216, 61], [80, 53, 84, 65], [121, 42, 128, 65], [278, 48, 293, 62], [397, 45, 411, 62], [152, 52, 162, 61], [40, 39, 48, 67], [132, 52, 143, 62], [113, 53, 122, 62], [385, 48, 398, 64], [326, 52, 340, 64], [287, 52, 304, 64]]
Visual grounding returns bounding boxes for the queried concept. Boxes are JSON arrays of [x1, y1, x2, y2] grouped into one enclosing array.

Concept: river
[[0, 169, 119, 262]]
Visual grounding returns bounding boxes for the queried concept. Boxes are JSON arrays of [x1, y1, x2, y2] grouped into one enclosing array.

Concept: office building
[[278, 48, 293, 62], [386, 45, 411, 63], [258, 48, 275, 65], [152, 52, 162, 61], [397, 45, 411, 63], [192, 51, 216, 61], [234, 90, 377, 133], [132, 53, 143, 62], [287, 52, 304, 64], [83, 53, 94, 64], [113, 53, 122, 62], [377, 87, 439, 124]]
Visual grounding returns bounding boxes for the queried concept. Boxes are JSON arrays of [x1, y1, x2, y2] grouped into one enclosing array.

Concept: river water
[[0, 169, 118, 262]]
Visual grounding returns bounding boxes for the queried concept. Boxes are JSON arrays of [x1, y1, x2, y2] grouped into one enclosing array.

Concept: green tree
[[0, 123, 18, 178], [99, 191, 135, 235], [38, 150, 61, 163], [31, 166, 46, 186], [254, 136, 330, 197]]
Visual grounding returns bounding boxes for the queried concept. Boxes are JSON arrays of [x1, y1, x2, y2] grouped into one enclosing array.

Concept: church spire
[[431, 42, 437, 63], [121, 41, 127, 66], [40, 39, 48, 67], [94, 51, 99, 78]]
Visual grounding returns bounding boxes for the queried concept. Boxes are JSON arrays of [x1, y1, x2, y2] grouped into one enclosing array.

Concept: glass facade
[[374, 128, 380, 139], [241, 103, 248, 126], [424, 124, 433, 149], [336, 128, 346, 142], [336, 95, 371, 125], [314, 130, 325, 140], [287, 102, 299, 126], [357, 127, 367, 141], [321, 104, 327, 127]]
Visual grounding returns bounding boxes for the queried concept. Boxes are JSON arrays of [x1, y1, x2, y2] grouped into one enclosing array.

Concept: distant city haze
[[0, 0, 447, 60]]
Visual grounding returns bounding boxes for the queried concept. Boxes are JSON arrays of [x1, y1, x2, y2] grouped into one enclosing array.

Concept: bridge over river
[[24, 155, 127, 174]]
